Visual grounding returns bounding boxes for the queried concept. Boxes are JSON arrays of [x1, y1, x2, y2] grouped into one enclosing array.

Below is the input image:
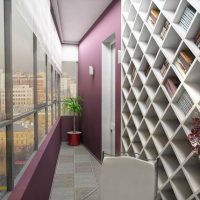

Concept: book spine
[[164, 82, 174, 97]]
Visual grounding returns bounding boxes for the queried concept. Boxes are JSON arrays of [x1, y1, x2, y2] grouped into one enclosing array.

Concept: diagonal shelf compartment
[[183, 107, 199, 134], [153, 87, 169, 119], [127, 34, 137, 57], [185, 13, 200, 57], [132, 44, 143, 70], [162, 27, 182, 63], [146, 2, 160, 31], [122, 50, 131, 73], [127, 144, 136, 157], [160, 182, 177, 200], [145, 105, 159, 133], [173, 1, 196, 38], [127, 61, 136, 85], [138, 25, 151, 53], [122, 102, 131, 126], [132, 104, 143, 129], [153, 51, 170, 83], [183, 156, 200, 193], [162, 67, 181, 100], [171, 127, 192, 164], [171, 169, 193, 200], [138, 0, 151, 21], [157, 160, 168, 189], [138, 120, 151, 146], [139, 150, 148, 161], [132, 133, 143, 155], [160, 143, 180, 178], [152, 123, 168, 154], [153, 13, 170, 46], [145, 71, 159, 100], [122, 128, 131, 152], [162, 0, 181, 23], [132, 74, 143, 99], [138, 56, 151, 84], [184, 60, 200, 104], [127, 5, 137, 30], [122, 76, 131, 99], [127, 89, 136, 113], [127, 116, 137, 142], [161, 106, 180, 139], [138, 87, 150, 116], [172, 42, 195, 80], [172, 86, 194, 123], [122, 24, 131, 46], [144, 138, 158, 160], [145, 38, 159, 66], [132, 14, 143, 40]]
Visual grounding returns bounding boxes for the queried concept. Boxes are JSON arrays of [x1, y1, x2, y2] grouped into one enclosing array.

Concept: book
[[131, 67, 137, 82], [180, 50, 194, 64], [148, 9, 160, 27], [160, 60, 169, 76], [160, 20, 170, 40]]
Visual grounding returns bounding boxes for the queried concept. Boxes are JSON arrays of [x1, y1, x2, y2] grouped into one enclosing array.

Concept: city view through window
[[0, 1, 61, 198]]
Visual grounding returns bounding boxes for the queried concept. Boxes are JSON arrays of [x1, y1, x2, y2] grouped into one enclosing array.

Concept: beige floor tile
[[53, 174, 74, 188], [75, 174, 96, 188], [75, 187, 95, 200], [75, 162, 92, 173], [50, 187, 74, 200]]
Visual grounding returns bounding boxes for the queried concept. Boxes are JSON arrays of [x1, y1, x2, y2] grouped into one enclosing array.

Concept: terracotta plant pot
[[67, 131, 81, 146]]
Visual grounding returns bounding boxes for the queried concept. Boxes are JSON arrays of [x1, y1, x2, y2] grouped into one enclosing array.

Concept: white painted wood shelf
[[121, 0, 200, 199]]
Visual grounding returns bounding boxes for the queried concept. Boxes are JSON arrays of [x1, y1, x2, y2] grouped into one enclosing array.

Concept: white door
[[102, 34, 116, 156]]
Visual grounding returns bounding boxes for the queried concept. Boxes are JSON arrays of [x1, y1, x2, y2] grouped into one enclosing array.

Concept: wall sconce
[[89, 65, 95, 76]]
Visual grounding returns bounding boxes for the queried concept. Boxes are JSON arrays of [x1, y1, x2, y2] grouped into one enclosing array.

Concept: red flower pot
[[67, 131, 81, 146]]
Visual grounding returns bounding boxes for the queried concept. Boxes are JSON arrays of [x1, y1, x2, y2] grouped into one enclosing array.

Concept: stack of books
[[160, 59, 170, 77], [144, 65, 151, 77], [177, 91, 193, 115], [164, 77, 180, 97], [148, 9, 160, 27], [174, 50, 194, 76], [145, 97, 151, 108], [193, 31, 200, 48], [160, 20, 170, 40], [179, 5, 196, 31], [131, 65, 137, 82]]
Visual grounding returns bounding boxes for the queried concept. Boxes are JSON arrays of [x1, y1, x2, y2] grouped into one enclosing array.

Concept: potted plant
[[63, 96, 83, 146]]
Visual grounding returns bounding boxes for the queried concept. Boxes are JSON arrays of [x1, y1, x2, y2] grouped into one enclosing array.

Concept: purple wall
[[78, 0, 121, 160], [8, 119, 61, 200]]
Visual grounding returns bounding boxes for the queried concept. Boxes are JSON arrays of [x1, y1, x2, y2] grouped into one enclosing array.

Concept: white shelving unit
[[121, 0, 200, 199]]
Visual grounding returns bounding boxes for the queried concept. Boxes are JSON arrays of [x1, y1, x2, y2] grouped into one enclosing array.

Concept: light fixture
[[89, 65, 94, 76]]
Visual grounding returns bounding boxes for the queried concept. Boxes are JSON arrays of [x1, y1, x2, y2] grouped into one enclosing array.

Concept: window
[[0, 0, 5, 121], [0, 127, 6, 198], [38, 109, 46, 145], [13, 115, 34, 179], [47, 62, 52, 104], [60, 61, 78, 115], [48, 106, 52, 130], [53, 70, 56, 101], [37, 43, 46, 105], [12, 4, 34, 116]]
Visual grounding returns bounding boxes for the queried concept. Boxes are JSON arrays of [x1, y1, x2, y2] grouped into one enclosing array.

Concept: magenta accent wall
[[78, 0, 121, 160]]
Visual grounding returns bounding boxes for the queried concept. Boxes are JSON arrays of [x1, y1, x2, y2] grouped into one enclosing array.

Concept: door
[[102, 34, 116, 156]]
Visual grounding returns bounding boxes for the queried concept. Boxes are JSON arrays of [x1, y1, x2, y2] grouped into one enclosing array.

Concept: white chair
[[100, 156, 156, 200]]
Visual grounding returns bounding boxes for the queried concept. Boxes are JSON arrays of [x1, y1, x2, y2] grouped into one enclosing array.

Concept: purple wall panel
[[78, 1, 121, 160], [8, 119, 61, 200]]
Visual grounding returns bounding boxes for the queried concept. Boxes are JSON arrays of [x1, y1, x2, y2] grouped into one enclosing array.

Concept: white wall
[[62, 44, 78, 62]]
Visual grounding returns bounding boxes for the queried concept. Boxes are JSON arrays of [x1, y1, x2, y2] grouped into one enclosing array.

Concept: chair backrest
[[100, 156, 156, 200]]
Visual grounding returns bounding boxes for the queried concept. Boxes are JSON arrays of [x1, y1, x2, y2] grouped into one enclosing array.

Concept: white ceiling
[[51, 0, 113, 44]]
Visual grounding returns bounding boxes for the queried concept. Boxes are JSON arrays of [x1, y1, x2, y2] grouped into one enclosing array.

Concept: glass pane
[[38, 109, 46, 145], [12, 3, 34, 116], [0, 0, 6, 121], [60, 61, 78, 115], [47, 62, 51, 104], [37, 43, 46, 105], [53, 70, 56, 101], [14, 115, 34, 179], [53, 104, 55, 122], [48, 106, 52, 130], [0, 127, 6, 197]]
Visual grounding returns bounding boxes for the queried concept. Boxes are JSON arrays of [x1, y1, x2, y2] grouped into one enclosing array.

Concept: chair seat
[[100, 156, 156, 200]]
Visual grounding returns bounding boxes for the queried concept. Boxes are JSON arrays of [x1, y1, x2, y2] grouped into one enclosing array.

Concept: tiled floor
[[50, 143, 101, 200]]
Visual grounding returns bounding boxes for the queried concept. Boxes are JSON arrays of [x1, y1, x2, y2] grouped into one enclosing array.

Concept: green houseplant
[[63, 96, 83, 145]]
